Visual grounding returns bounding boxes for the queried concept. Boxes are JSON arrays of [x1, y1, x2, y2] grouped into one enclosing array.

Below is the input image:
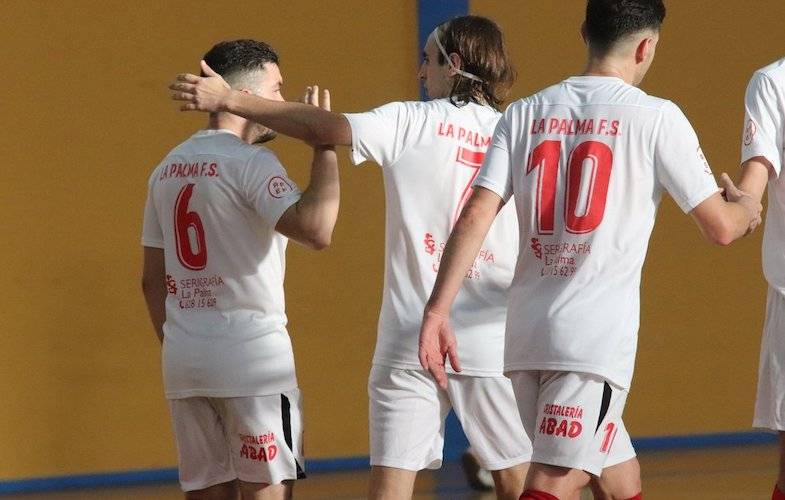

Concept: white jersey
[[344, 99, 519, 376], [477, 76, 719, 388], [142, 129, 302, 399], [741, 58, 785, 295]]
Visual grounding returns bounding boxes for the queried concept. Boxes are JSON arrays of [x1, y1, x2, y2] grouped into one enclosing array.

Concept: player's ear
[[448, 53, 462, 74], [635, 37, 654, 65], [580, 21, 588, 45]]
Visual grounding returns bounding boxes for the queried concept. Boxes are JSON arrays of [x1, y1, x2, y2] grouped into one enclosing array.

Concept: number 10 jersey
[[476, 76, 719, 389]]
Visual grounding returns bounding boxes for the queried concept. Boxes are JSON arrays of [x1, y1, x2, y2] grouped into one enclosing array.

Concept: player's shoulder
[[751, 57, 785, 87], [520, 76, 669, 112], [393, 98, 500, 125]]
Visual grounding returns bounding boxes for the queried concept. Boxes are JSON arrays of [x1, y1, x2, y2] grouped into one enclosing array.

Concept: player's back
[[486, 76, 717, 388], [142, 129, 301, 398], [345, 98, 519, 375]]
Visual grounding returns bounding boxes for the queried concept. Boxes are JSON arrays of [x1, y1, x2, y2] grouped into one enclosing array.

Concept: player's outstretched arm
[[276, 86, 340, 250], [419, 187, 504, 389], [690, 173, 762, 245], [141, 247, 166, 344], [170, 61, 352, 147]]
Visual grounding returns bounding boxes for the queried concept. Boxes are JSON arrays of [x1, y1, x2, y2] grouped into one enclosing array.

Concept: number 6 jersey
[[476, 76, 719, 389], [344, 99, 519, 376], [142, 129, 302, 399]]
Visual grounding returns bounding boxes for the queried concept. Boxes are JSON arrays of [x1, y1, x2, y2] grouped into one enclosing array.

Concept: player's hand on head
[[169, 60, 231, 113], [418, 309, 461, 390]]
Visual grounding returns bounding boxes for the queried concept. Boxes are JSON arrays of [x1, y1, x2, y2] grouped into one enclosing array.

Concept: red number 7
[[452, 147, 487, 226]]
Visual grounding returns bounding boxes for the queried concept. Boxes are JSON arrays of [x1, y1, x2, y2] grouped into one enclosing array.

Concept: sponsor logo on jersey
[[424, 232, 437, 255], [744, 118, 757, 147], [166, 274, 178, 295]]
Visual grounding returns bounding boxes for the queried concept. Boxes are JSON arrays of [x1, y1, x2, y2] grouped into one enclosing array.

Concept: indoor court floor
[[2, 443, 778, 499]]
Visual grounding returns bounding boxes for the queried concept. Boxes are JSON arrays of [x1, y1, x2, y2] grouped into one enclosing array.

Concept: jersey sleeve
[[141, 173, 165, 248], [474, 109, 514, 202], [741, 72, 783, 176], [241, 149, 302, 228], [343, 101, 418, 167], [653, 101, 719, 213]]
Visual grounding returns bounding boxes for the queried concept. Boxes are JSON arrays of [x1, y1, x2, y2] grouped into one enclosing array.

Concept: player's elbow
[[300, 226, 333, 250], [703, 221, 735, 246]]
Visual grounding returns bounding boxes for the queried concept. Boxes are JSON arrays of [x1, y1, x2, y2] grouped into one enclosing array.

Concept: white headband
[[431, 27, 484, 83]]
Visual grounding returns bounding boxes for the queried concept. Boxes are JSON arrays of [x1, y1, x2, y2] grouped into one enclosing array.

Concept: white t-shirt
[[741, 58, 785, 294], [476, 76, 719, 389], [344, 99, 519, 376], [142, 129, 302, 399]]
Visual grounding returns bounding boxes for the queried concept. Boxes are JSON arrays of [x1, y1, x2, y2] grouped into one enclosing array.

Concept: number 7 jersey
[[476, 76, 719, 389]]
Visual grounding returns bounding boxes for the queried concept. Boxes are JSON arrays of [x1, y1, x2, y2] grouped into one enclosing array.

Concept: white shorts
[[754, 286, 785, 431], [168, 389, 305, 492], [368, 365, 531, 471], [508, 371, 635, 476]]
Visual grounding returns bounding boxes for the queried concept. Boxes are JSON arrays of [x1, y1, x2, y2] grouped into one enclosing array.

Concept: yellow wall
[[1, 0, 784, 481]]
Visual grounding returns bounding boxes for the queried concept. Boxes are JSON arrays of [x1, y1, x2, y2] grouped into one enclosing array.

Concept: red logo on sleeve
[[744, 119, 757, 146], [268, 176, 294, 198]]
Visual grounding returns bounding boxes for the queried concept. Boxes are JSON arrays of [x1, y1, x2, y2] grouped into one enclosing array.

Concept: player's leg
[[754, 287, 785, 499], [169, 397, 239, 498], [237, 480, 293, 500], [461, 446, 495, 491], [447, 374, 530, 499], [220, 390, 306, 500], [589, 459, 641, 500], [519, 372, 629, 499], [369, 466, 417, 500], [367, 365, 449, 500], [184, 480, 239, 500], [589, 421, 642, 499]]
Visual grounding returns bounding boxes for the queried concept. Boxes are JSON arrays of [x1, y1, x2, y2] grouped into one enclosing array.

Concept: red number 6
[[174, 183, 207, 270]]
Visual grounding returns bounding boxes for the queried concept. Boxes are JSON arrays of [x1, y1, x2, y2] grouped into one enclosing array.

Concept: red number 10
[[174, 183, 207, 270], [526, 140, 613, 234]]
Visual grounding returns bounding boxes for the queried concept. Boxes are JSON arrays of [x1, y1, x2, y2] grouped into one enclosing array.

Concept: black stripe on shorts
[[281, 394, 306, 479], [595, 381, 612, 433]]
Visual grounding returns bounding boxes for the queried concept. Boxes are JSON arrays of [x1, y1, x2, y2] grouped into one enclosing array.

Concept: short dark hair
[[202, 39, 279, 81], [436, 15, 515, 111], [585, 0, 666, 54]]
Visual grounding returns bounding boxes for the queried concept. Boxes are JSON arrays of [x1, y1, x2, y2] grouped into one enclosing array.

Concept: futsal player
[[141, 39, 339, 500], [169, 15, 531, 500], [734, 57, 785, 500], [417, 2, 762, 499]]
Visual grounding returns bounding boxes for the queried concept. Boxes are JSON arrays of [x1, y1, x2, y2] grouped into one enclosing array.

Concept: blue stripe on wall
[[417, 0, 470, 100], [0, 431, 776, 495]]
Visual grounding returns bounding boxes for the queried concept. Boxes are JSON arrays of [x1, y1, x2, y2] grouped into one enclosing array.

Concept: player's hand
[[301, 85, 332, 111], [418, 308, 461, 389], [170, 60, 231, 112], [720, 173, 762, 233]]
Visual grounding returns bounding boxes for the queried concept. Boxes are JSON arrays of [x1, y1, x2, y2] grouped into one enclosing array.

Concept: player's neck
[[206, 113, 247, 142], [582, 57, 635, 85]]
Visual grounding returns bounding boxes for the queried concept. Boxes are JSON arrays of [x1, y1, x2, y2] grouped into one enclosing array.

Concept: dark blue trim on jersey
[[0, 431, 777, 494], [417, 0, 470, 100]]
